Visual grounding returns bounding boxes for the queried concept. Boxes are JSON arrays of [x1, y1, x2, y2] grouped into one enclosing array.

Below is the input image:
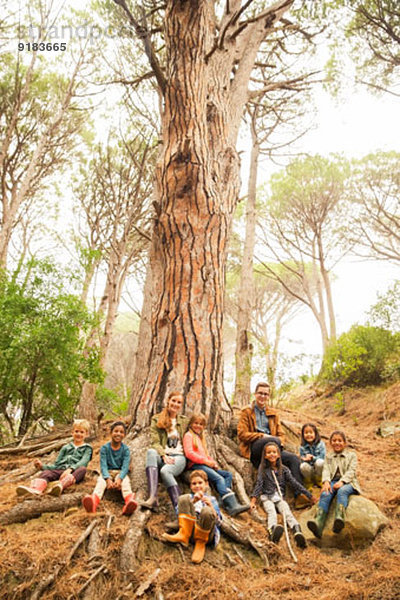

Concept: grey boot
[[140, 467, 159, 510], [222, 492, 250, 517]]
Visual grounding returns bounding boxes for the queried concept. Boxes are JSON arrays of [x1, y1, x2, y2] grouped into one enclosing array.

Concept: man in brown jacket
[[237, 382, 302, 485]]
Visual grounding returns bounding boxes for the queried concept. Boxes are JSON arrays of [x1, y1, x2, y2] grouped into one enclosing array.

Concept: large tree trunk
[[132, 1, 294, 428]]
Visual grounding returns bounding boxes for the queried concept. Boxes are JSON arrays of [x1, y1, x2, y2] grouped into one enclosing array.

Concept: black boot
[[140, 466, 159, 510], [221, 492, 250, 517], [268, 524, 284, 544], [292, 524, 306, 548]]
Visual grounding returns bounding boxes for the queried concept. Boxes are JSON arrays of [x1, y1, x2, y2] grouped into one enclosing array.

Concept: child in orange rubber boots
[[17, 419, 92, 498], [83, 421, 137, 516], [162, 470, 222, 563]]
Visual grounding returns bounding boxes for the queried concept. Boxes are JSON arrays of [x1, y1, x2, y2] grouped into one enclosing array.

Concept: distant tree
[[349, 152, 400, 263], [0, 260, 103, 437], [258, 154, 351, 354], [347, 0, 400, 93], [0, 0, 92, 268], [74, 131, 155, 422]]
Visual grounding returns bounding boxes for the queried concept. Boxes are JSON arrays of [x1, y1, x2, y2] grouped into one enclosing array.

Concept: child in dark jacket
[[17, 419, 92, 497], [299, 423, 326, 489], [83, 421, 137, 516], [250, 442, 316, 548]]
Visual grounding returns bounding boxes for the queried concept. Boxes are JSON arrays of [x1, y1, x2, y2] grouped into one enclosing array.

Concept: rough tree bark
[[124, 0, 294, 428]]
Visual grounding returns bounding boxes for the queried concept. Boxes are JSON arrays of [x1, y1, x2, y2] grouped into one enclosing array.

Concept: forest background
[[1, 0, 399, 439], [0, 1, 400, 599]]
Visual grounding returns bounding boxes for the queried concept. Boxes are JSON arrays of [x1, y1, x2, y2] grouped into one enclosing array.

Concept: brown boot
[[162, 513, 195, 548], [191, 523, 211, 563]]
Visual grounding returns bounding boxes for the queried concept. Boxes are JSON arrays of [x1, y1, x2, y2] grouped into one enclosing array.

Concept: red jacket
[[183, 430, 213, 469], [237, 403, 286, 459]]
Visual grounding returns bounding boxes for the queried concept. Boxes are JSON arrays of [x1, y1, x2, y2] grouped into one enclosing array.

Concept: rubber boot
[[122, 493, 138, 516], [221, 492, 250, 517], [292, 524, 306, 548], [16, 478, 48, 497], [191, 523, 211, 563], [268, 524, 284, 544], [167, 484, 180, 512], [307, 506, 327, 539], [82, 493, 100, 514], [47, 474, 75, 497], [140, 467, 159, 510], [162, 513, 196, 548], [333, 503, 346, 534]]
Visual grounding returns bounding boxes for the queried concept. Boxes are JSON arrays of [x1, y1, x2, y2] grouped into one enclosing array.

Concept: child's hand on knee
[[333, 481, 343, 490]]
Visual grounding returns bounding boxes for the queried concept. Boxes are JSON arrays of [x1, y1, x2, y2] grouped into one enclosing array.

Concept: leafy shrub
[[320, 325, 400, 387]]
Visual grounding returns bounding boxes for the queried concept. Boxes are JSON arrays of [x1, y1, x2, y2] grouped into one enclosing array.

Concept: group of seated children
[[15, 397, 361, 564]]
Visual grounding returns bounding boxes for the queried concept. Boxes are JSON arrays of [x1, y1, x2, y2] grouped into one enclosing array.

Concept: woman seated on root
[[141, 391, 188, 514], [162, 469, 222, 564], [183, 413, 249, 516]]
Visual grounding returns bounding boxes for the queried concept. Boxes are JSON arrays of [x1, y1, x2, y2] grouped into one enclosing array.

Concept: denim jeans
[[146, 448, 186, 488], [189, 464, 232, 497], [318, 480, 357, 512]]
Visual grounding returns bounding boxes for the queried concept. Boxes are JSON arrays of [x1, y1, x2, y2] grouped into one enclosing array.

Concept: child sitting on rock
[[250, 442, 315, 548], [162, 469, 222, 563], [307, 430, 361, 539], [17, 419, 92, 497], [82, 421, 137, 516], [299, 423, 326, 490]]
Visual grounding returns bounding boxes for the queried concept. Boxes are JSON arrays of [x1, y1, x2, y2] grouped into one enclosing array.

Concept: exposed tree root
[[0, 492, 84, 525]]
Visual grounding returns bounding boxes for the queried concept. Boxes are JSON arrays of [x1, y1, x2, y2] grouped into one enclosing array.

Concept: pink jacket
[[183, 431, 213, 469]]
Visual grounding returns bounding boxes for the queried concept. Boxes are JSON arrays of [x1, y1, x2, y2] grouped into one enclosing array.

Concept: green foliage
[[96, 386, 129, 418], [0, 260, 104, 435], [320, 324, 400, 387], [368, 281, 400, 332]]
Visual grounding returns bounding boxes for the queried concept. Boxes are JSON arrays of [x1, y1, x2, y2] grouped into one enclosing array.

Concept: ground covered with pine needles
[[0, 383, 399, 600]]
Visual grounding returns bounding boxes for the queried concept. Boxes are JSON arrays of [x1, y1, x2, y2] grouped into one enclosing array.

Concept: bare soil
[[1, 383, 399, 600]]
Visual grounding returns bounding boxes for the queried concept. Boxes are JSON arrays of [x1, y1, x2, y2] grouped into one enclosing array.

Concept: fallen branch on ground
[[0, 492, 85, 525]]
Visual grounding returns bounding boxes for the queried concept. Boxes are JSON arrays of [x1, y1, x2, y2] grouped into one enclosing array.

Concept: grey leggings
[[146, 448, 186, 488], [260, 494, 298, 529]]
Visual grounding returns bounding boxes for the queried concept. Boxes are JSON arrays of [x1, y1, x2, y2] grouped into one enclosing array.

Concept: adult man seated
[[237, 381, 303, 486]]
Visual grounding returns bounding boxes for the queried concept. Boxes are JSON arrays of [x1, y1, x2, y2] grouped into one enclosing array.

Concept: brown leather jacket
[[237, 403, 286, 459]]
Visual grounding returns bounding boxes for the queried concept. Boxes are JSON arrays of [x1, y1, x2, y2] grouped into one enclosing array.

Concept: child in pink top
[[183, 413, 249, 517]]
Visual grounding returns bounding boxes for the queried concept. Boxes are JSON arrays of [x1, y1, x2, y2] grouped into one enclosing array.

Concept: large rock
[[377, 421, 400, 438], [298, 496, 389, 548]]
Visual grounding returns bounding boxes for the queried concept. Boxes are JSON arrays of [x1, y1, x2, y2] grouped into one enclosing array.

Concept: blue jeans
[[146, 448, 186, 489], [189, 464, 233, 497], [318, 480, 357, 512]]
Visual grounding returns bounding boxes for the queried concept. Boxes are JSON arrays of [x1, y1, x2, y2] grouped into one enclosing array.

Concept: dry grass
[[1, 384, 399, 599]]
